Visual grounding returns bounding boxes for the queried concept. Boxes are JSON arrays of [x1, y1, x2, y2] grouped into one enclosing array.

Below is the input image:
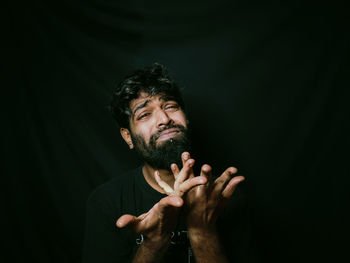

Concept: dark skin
[[117, 93, 244, 262], [117, 152, 244, 263], [117, 195, 182, 263], [116, 154, 207, 263], [157, 152, 244, 263]]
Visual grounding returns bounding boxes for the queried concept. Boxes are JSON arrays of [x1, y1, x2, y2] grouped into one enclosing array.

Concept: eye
[[137, 112, 150, 120], [165, 103, 179, 111]]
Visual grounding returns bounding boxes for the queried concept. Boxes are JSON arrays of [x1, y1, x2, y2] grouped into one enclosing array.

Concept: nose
[[156, 109, 172, 128]]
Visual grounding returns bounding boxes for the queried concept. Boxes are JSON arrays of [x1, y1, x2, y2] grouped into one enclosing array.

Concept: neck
[[142, 163, 175, 194]]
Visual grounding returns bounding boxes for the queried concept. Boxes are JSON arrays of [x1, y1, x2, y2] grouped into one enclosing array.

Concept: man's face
[[121, 92, 190, 170]]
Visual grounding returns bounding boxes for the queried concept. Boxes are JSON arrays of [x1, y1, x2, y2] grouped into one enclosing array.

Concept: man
[[82, 63, 254, 263]]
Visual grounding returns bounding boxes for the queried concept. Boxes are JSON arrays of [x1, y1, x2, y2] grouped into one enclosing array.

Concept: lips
[[157, 128, 181, 141]]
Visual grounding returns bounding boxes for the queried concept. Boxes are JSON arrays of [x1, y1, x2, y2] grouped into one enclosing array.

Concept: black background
[[5, 1, 349, 262]]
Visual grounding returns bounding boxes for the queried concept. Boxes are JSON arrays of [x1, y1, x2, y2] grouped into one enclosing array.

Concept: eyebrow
[[132, 95, 178, 116], [132, 99, 151, 116], [159, 94, 176, 102]]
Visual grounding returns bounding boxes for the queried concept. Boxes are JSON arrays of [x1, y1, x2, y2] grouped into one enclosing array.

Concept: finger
[[221, 175, 245, 199], [155, 170, 174, 195], [208, 174, 244, 221], [207, 167, 236, 204], [156, 196, 183, 215], [176, 158, 195, 184], [181, 152, 190, 167], [200, 164, 212, 184], [214, 167, 238, 190], [171, 163, 180, 180], [116, 214, 138, 228], [177, 176, 207, 195]]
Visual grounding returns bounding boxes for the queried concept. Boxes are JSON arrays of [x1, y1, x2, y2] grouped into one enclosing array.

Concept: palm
[[116, 195, 183, 240]]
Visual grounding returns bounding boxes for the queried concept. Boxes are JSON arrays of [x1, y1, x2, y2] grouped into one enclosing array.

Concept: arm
[[117, 196, 182, 263], [187, 229, 228, 263], [155, 152, 244, 263], [117, 157, 207, 263], [185, 165, 244, 263]]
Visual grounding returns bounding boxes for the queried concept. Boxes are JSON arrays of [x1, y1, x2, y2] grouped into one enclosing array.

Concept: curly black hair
[[110, 63, 185, 129]]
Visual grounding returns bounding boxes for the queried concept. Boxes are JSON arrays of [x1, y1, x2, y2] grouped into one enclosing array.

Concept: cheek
[[136, 124, 155, 143], [174, 112, 187, 127]]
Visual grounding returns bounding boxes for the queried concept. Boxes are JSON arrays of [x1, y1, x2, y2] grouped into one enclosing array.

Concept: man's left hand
[[185, 164, 244, 236]]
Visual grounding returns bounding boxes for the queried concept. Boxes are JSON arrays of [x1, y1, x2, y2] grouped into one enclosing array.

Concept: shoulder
[[86, 167, 141, 208]]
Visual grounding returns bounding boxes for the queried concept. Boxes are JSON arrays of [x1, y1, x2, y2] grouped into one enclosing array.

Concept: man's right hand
[[116, 195, 182, 244], [115, 153, 207, 262]]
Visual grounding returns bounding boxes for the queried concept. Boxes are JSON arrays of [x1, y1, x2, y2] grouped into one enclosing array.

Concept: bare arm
[[156, 152, 244, 263], [185, 165, 244, 263], [188, 229, 229, 263], [116, 196, 181, 263], [116, 155, 207, 263]]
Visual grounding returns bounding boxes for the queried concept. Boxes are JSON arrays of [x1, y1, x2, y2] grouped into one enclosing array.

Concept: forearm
[[188, 229, 229, 263], [132, 236, 171, 263]]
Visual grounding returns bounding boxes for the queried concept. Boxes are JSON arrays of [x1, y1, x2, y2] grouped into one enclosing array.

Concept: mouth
[[157, 128, 181, 141]]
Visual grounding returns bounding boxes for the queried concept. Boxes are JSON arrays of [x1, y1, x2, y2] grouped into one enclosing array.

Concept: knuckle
[[186, 159, 195, 167], [222, 171, 233, 180]]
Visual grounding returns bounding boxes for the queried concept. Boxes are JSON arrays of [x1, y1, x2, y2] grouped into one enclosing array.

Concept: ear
[[120, 128, 134, 149]]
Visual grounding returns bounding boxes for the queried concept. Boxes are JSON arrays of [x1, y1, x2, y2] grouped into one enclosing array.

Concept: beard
[[130, 124, 191, 171]]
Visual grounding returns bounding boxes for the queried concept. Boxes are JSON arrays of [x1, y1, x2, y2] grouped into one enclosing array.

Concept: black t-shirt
[[82, 166, 257, 263]]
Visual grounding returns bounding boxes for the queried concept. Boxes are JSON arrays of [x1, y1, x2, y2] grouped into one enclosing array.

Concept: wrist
[[133, 235, 171, 263], [142, 233, 172, 249], [187, 229, 228, 263], [188, 227, 218, 243]]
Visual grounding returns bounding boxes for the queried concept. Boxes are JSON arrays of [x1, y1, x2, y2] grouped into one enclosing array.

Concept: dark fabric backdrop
[[5, 1, 349, 262]]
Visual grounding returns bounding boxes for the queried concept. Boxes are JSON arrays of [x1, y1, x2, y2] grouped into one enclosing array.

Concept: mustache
[[151, 124, 187, 141]]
